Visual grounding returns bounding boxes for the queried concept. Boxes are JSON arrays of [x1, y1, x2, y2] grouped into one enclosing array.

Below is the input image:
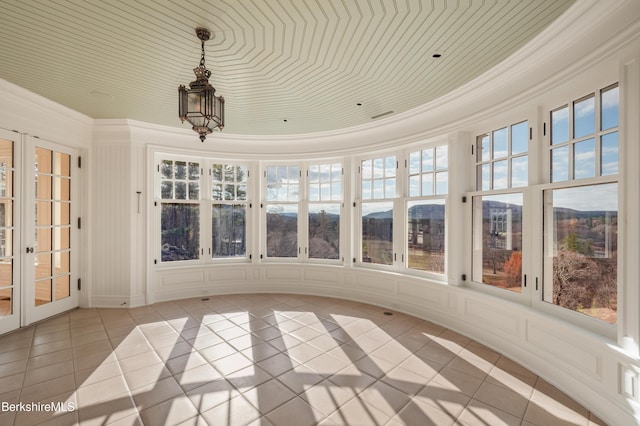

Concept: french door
[[0, 130, 20, 334], [24, 138, 79, 324], [0, 131, 79, 334]]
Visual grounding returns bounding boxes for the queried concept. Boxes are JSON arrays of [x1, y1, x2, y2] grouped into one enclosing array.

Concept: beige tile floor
[[0, 294, 606, 426]]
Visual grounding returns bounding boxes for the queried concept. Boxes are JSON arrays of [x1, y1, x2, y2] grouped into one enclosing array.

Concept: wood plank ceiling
[[0, 0, 575, 135]]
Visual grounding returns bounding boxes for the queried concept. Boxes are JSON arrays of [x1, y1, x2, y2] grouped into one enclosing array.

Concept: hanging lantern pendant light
[[178, 27, 224, 142]]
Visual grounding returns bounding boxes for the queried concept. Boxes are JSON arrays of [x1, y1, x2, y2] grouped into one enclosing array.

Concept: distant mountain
[[408, 204, 445, 220], [363, 210, 393, 220]]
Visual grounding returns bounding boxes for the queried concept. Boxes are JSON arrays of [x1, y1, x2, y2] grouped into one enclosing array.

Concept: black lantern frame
[[178, 28, 224, 142]]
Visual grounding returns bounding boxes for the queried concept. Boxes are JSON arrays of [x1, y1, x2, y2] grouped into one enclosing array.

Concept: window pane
[[331, 163, 341, 180], [362, 159, 372, 179], [161, 181, 173, 199], [551, 146, 569, 182], [175, 161, 187, 180], [422, 149, 434, 172], [511, 156, 528, 188], [409, 152, 420, 175], [266, 204, 298, 257], [543, 184, 617, 324], [161, 203, 200, 262], [435, 146, 448, 171], [574, 95, 595, 138], [493, 128, 508, 159], [551, 106, 569, 145], [161, 160, 173, 178], [362, 180, 372, 199], [574, 138, 595, 180], [373, 179, 384, 199], [237, 184, 247, 201], [362, 202, 393, 265], [601, 85, 619, 130], [601, 132, 618, 176], [188, 162, 199, 180], [511, 121, 528, 155], [309, 165, 319, 183], [212, 204, 246, 258], [492, 160, 508, 190], [478, 135, 490, 162], [175, 182, 187, 199], [473, 193, 523, 292], [384, 178, 396, 198], [435, 172, 448, 195], [309, 204, 340, 260], [480, 164, 491, 191], [309, 184, 319, 202], [408, 200, 445, 273], [266, 166, 277, 200], [421, 173, 433, 196], [373, 158, 383, 178], [237, 166, 248, 183], [385, 156, 396, 177], [409, 176, 420, 197], [267, 165, 298, 202], [189, 182, 199, 199]]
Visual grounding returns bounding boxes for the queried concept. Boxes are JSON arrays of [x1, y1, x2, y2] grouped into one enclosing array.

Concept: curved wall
[[86, 2, 640, 424], [0, 0, 636, 424]]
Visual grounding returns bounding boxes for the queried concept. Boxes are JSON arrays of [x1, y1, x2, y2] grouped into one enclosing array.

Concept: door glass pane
[[0, 261, 11, 287], [56, 227, 70, 250], [55, 202, 70, 225], [0, 140, 13, 318], [55, 251, 70, 275], [55, 177, 70, 201], [35, 279, 52, 306], [55, 152, 71, 177], [544, 184, 617, 324], [35, 253, 51, 279], [36, 201, 52, 226], [362, 202, 393, 265], [35, 148, 52, 173], [55, 275, 70, 301], [36, 175, 52, 199], [36, 228, 52, 252], [0, 286, 12, 316]]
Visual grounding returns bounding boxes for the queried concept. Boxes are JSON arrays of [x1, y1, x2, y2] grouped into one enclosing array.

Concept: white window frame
[[355, 152, 402, 271], [153, 151, 255, 267], [404, 141, 449, 280], [209, 161, 252, 263], [469, 119, 532, 304], [535, 82, 620, 336]]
